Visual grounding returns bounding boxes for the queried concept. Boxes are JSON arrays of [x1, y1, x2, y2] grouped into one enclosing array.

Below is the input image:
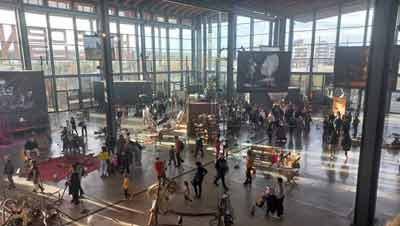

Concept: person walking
[[4, 159, 15, 189], [132, 140, 143, 167], [243, 150, 255, 185], [70, 117, 78, 135], [119, 149, 131, 174], [274, 177, 285, 219], [76, 162, 85, 197], [214, 154, 229, 191], [342, 131, 352, 160], [195, 136, 204, 158], [168, 145, 177, 167], [31, 161, 44, 193], [352, 114, 360, 138], [329, 130, 339, 160], [192, 161, 208, 198], [175, 136, 184, 167], [154, 157, 166, 184], [98, 146, 110, 177], [69, 164, 81, 205]]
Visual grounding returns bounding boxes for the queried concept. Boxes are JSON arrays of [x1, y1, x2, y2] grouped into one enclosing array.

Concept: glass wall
[[0, 8, 22, 70], [1, 1, 193, 112]]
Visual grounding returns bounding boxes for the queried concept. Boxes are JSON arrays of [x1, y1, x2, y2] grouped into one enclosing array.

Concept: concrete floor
[[0, 111, 400, 226]]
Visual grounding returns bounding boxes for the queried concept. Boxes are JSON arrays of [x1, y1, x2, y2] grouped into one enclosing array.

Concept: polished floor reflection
[[0, 112, 399, 226]]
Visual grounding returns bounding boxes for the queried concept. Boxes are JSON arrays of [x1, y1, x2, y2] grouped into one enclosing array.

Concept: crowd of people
[[322, 111, 359, 159]]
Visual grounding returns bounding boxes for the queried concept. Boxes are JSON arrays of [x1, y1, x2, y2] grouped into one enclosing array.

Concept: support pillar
[[151, 18, 157, 94], [191, 19, 196, 89], [196, 17, 202, 88], [227, 12, 235, 98], [354, 1, 398, 226], [278, 17, 286, 51], [139, 10, 148, 80], [46, 13, 59, 112], [250, 18, 254, 50], [166, 17, 171, 97], [16, 0, 31, 70], [216, 13, 221, 91], [97, 0, 116, 142], [203, 16, 208, 89], [179, 19, 184, 90], [288, 18, 294, 52], [308, 11, 316, 99], [268, 21, 273, 47], [72, 16, 83, 108], [273, 19, 279, 47]]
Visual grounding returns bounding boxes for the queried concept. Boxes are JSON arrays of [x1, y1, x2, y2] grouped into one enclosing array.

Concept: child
[[123, 174, 129, 200], [168, 145, 176, 167], [183, 181, 192, 204]]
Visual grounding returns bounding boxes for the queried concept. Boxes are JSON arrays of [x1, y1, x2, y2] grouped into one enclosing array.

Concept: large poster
[[0, 71, 49, 133], [334, 46, 399, 89], [237, 51, 291, 92], [332, 96, 346, 116]]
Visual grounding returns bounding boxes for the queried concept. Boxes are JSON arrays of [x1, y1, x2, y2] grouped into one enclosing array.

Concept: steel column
[[151, 20, 157, 94], [216, 12, 221, 91], [16, 0, 31, 70], [307, 10, 316, 99], [97, 0, 116, 142], [196, 17, 202, 87], [139, 10, 148, 80], [335, 5, 342, 47], [179, 19, 184, 90], [288, 18, 294, 52], [268, 21, 273, 47], [278, 17, 286, 51], [203, 16, 208, 88], [72, 16, 83, 108], [46, 13, 59, 112], [250, 18, 254, 50], [116, 19, 123, 79], [191, 21, 196, 88], [273, 19, 279, 47], [166, 17, 171, 97], [354, 0, 398, 225], [134, 20, 141, 74], [226, 11, 235, 98]]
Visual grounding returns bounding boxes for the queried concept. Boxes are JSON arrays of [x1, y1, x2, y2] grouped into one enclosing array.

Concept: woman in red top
[[154, 157, 166, 184]]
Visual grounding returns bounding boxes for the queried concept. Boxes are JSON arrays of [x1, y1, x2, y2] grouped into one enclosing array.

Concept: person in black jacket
[[192, 162, 208, 198], [195, 136, 204, 158], [214, 154, 229, 191], [352, 114, 360, 138], [342, 131, 352, 160], [70, 117, 78, 135], [69, 164, 81, 205]]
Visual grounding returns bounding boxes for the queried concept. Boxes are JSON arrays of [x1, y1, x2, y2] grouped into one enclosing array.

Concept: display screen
[[0, 71, 49, 131], [84, 35, 103, 60], [237, 51, 291, 92], [334, 46, 399, 89]]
